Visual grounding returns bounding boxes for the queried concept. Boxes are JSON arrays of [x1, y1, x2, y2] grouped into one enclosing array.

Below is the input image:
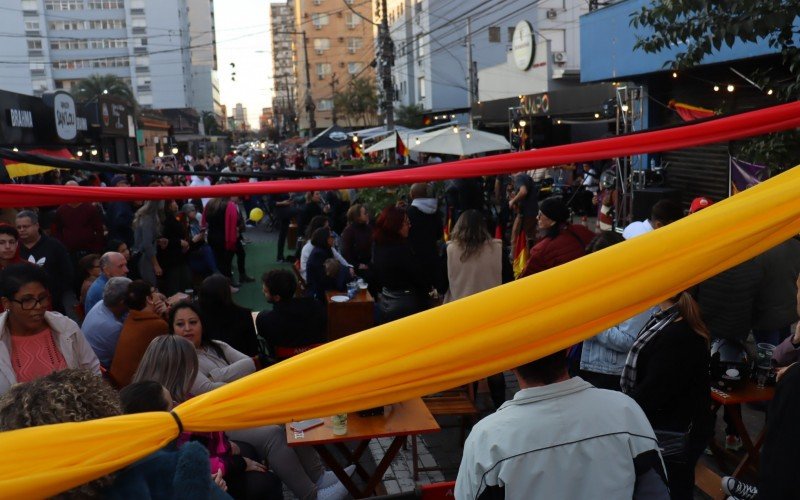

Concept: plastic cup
[[332, 413, 348, 435]]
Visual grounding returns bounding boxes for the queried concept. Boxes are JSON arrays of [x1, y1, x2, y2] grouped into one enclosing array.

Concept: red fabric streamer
[[2, 101, 800, 208], [668, 99, 716, 122]]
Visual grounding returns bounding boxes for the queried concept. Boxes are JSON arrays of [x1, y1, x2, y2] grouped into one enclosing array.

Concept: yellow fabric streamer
[[1, 166, 800, 498]]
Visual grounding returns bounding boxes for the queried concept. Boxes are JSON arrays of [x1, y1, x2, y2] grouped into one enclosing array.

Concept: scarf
[[620, 305, 680, 393], [411, 198, 437, 215]]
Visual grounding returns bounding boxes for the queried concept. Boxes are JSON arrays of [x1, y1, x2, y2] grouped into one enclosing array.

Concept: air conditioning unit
[[546, 8, 558, 19], [552, 51, 567, 63]]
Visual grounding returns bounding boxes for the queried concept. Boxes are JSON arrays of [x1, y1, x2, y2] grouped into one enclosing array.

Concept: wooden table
[[286, 398, 440, 498], [695, 381, 775, 498], [325, 290, 375, 341]]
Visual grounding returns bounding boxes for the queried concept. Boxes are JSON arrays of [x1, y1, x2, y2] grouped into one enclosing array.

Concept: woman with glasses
[[0, 263, 100, 397]]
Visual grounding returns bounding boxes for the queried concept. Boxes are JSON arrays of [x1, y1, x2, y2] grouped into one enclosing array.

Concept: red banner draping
[[668, 99, 716, 122], [3, 101, 800, 208]]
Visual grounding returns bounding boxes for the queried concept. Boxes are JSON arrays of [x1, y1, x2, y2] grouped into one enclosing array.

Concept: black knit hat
[[539, 196, 570, 224]]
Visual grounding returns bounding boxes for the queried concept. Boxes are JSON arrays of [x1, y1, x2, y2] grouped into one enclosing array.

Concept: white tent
[[409, 127, 511, 156], [363, 130, 415, 154]]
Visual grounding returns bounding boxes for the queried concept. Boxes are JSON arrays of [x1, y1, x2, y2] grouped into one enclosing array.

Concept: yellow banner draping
[[5, 163, 59, 178], [1, 166, 799, 498]]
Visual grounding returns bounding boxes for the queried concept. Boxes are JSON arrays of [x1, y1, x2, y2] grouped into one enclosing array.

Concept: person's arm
[[632, 449, 670, 500], [593, 309, 653, 353], [206, 343, 256, 383], [332, 248, 353, 269], [508, 184, 528, 208], [340, 226, 355, 263], [72, 329, 101, 375], [772, 325, 800, 366]]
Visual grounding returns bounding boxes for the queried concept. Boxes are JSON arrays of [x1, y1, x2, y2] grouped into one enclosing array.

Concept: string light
[[12, 147, 18, 152], [466, 131, 471, 139], [452, 125, 459, 134], [713, 85, 720, 92], [518, 119, 527, 127], [556, 119, 562, 125], [352, 135, 359, 143], [767, 89, 774, 96], [76, 151, 83, 157], [91, 148, 98, 156], [621, 104, 629, 112], [727, 84, 735, 92], [511, 127, 518, 133], [157, 151, 164, 158], [672, 71, 678, 78], [415, 137, 420, 145], [594, 113, 600, 118]]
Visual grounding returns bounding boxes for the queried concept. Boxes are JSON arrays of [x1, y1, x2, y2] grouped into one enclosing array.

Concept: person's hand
[[157, 238, 169, 249], [349, 267, 356, 277], [153, 298, 168, 317], [192, 233, 204, 243], [212, 470, 227, 491], [243, 457, 267, 473], [776, 363, 796, 383], [792, 323, 800, 345], [180, 239, 189, 252], [154, 263, 163, 277], [229, 441, 240, 455], [508, 200, 515, 210]]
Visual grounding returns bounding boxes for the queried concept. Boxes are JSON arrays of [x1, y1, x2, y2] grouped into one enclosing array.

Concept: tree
[[630, 1, 800, 170], [333, 77, 379, 127], [394, 103, 425, 128], [201, 111, 222, 136], [73, 74, 136, 109]]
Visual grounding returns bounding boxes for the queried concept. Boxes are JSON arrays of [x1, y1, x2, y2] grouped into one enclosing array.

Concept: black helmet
[[710, 339, 750, 392]]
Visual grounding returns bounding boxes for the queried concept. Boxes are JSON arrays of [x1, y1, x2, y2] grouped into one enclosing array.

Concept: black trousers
[[226, 440, 283, 500]]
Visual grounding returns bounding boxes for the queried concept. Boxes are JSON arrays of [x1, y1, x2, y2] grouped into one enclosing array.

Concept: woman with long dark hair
[[198, 274, 261, 356], [203, 197, 239, 281], [305, 227, 345, 301], [159, 200, 192, 296], [372, 206, 430, 324], [621, 291, 712, 499]]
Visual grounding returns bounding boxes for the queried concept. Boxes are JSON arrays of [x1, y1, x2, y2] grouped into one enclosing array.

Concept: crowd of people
[[0, 157, 798, 500]]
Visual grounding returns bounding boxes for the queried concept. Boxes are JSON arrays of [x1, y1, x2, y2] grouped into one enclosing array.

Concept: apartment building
[[2, 0, 196, 110], [188, 0, 223, 120], [270, 1, 298, 135], [294, 0, 376, 132]]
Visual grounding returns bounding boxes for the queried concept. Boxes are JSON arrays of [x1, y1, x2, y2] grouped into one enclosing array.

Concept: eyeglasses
[[11, 295, 50, 310]]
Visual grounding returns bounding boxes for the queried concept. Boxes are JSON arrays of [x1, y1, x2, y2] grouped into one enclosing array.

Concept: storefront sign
[[53, 92, 77, 140], [512, 21, 535, 71], [98, 97, 133, 137], [8, 109, 34, 128], [521, 93, 550, 116]]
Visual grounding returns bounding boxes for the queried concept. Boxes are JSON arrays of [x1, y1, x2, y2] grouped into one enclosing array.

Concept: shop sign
[[521, 93, 550, 115], [99, 97, 132, 137], [53, 92, 77, 140], [512, 21, 535, 71], [8, 109, 34, 128]]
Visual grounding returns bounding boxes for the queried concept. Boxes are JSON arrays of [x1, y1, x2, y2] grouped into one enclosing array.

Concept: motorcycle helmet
[[600, 169, 616, 190], [710, 339, 750, 392]]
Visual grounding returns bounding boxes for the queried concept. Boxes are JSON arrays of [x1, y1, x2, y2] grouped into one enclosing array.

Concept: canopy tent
[[363, 130, 413, 154], [2, 148, 71, 178], [409, 127, 512, 156], [354, 125, 413, 142], [303, 126, 353, 149]]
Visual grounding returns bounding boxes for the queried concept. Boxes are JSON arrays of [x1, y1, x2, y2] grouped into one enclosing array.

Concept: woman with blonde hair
[[621, 291, 712, 500]]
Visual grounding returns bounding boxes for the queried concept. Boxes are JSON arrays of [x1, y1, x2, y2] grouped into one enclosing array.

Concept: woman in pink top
[[0, 264, 99, 396]]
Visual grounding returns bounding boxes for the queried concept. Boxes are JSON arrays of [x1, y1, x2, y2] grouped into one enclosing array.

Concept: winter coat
[[520, 223, 595, 277]]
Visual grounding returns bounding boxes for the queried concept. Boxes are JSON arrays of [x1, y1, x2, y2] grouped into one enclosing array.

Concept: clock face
[[512, 21, 535, 71]]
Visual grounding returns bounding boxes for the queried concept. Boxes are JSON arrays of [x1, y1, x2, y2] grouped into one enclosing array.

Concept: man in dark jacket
[[256, 269, 326, 360], [752, 236, 800, 345], [105, 175, 135, 248], [407, 183, 445, 293], [16, 210, 74, 314]]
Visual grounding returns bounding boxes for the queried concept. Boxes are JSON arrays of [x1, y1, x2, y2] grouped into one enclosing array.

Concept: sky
[[214, 0, 274, 128]]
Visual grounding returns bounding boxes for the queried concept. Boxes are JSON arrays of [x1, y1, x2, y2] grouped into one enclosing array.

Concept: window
[[30, 61, 46, 71], [508, 27, 515, 42], [316, 62, 331, 80], [27, 40, 43, 50], [52, 56, 130, 69], [347, 37, 362, 53], [416, 35, 423, 57], [90, 38, 127, 49], [25, 20, 40, 31], [49, 21, 85, 30], [88, 0, 125, 8], [311, 13, 329, 28], [51, 39, 88, 50], [318, 99, 333, 111], [418, 76, 425, 99], [345, 12, 361, 29], [88, 19, 125, 29], [488, 26, 500, 43], [22, 0, 38, 10], [45, 0, 83, 10], [313, 38, 330, 54], [347, 62, 363, 75]]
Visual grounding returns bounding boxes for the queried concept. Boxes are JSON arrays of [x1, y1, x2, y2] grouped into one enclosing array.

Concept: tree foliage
[[333, 77, 379, 127], [201, 111, 222, 136], [630, 0, 800, 170], [73, 74, 137, 110], [394, 103, 425, 128]]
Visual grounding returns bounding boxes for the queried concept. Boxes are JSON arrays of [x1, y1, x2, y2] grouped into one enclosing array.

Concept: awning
[[409, 127, 511, 156], [304, 126, 352, 149], [3, 148, 72, 178]]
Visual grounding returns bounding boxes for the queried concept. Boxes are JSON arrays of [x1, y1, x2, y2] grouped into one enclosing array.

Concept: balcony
[[132, 27, 146, 35], [135, 66, 149, 73], [130, 8, 144, 15]]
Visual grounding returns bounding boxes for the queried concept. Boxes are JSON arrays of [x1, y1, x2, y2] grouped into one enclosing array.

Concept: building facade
[[271, 1, 298, 136], [4, 0, 198, 110], [293, 0, 376, 133], [187, 0, 223, 121]]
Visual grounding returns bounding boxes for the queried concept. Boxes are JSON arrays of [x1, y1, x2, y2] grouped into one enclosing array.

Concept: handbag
[[378, 288, 425, 323]]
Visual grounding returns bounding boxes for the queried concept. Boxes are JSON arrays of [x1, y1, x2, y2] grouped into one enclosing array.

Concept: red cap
[[689, 197, 713, 214]]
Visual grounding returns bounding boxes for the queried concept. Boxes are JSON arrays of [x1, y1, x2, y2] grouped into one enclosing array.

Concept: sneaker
[[316, 480, 348, 500], [721, 476, 758, 500], [316, 465, 356, 489], [725, 435, 743, 451], [240, 274, 255, 283]]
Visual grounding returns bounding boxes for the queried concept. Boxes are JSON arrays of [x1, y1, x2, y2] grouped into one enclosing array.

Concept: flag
[[730, 157, 769, 194], [396, 133, 408, 157], [2, 148, 72, 178], [494, 222, 502, 239], [443, 208, 453, 242], [512, 230, 529, 278], [668, 100, 715, 122]]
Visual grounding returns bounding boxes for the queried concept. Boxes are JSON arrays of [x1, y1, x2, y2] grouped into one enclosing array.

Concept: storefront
[[83, 96, 138, 164], [0, 89, 90, 149]]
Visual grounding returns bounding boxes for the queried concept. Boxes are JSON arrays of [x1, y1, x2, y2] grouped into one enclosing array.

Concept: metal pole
[[379, 0, 396, 166], [467, 17, 473, 127], [330, 73, 339, 125], [301, 31, 316, 135]]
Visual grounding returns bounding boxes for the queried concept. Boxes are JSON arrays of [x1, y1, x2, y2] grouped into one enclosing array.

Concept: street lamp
[[518, 119, 527, 127], [76, 150, 83, 157], [158, 151, 164, 158], [171, 147, 179, 155], [90, 148, 98, 156]]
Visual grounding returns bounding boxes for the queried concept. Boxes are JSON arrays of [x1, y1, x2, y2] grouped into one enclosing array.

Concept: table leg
[[362, 436, 406, 496], [728, 404, 762, 478], [314, 444, 366, 498], [334, 441, 372, 482]]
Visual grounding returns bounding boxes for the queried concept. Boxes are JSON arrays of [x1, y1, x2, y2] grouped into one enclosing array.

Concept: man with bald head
[[84, 251, 129, 313]]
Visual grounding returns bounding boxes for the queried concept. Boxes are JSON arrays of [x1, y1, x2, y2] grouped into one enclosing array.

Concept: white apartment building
[[1, 0, 199, 110], [188, 0, 222, 120]]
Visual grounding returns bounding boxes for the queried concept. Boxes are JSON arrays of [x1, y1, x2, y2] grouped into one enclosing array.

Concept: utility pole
[[301, 31, 316, 136], [378, 0, 396, 166], [330, 73, 339, 125], [466, 17, 474, 126]]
